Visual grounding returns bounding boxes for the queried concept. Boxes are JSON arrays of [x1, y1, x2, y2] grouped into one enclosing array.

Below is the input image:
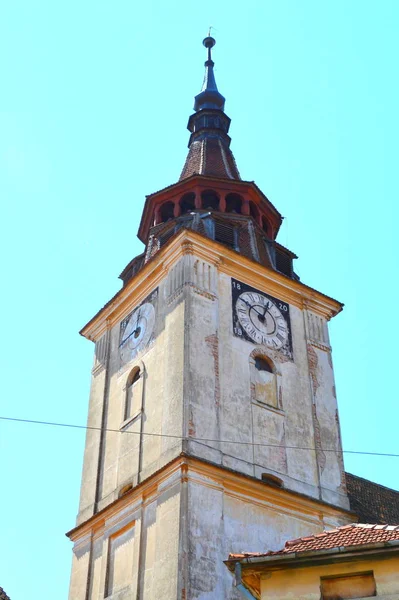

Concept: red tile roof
[[229, 524, 399, 560], [180, 137, 241, 181]]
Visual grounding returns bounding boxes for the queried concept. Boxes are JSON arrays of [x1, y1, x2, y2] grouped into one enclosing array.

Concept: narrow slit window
[[125, 368, 141, 421]]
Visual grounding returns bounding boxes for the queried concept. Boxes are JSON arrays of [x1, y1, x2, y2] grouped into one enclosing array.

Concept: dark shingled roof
[[180, 136, 241, 181], [346, 472, 399, 525], [0, 587, 10, 600]]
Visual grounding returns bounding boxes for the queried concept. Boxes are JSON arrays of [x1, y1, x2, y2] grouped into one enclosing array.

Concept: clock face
[[232, 279, 293, 358], [119, 290, 158, 364]]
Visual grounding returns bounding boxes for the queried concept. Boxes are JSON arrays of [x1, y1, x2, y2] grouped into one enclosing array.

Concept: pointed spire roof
[[194, 36, 225, 111], [180, 36, 241, 181]]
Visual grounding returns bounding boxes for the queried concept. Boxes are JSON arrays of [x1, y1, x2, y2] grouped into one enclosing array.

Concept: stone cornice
[[67, 454, 355, 543], [80, 229, 343, 342]]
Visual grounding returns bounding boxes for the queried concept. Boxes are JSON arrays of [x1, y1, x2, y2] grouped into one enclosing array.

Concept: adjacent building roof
[[346, 472, 399, 525], [229, 523, 399, 560], [0, 587, 10, 600]]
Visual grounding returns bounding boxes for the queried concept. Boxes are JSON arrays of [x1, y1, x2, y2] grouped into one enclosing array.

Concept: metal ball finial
[[203, 36, 216, 49]]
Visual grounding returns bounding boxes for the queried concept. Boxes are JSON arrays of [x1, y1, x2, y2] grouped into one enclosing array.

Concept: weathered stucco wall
[[69, 457, 352, 600], [69, 468, 182, 600], [77, 271, 186, 525], [186, 260, 348, 509], [185, 461, 352, 600], [71, 234, 350, 599]]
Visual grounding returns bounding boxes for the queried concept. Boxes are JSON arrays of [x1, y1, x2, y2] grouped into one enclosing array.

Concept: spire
[[194, 36, 225, 112], [179, 36, 241, 182]]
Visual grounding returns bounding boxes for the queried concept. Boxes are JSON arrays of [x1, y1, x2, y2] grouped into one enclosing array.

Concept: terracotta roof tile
[[180, 137, 240, 181], [229, 524, 399, 560]]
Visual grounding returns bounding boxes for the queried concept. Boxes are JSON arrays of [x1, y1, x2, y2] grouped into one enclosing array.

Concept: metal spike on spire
[[194, 36, 226, 112]]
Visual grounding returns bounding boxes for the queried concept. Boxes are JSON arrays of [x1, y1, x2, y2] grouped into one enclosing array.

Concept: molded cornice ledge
[[80, 229, 343, 342]]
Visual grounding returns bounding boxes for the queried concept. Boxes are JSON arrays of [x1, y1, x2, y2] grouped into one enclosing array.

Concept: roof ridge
[[346, 471, 399, 494]]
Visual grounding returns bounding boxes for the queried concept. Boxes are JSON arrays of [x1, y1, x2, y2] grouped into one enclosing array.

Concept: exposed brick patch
[[312, 405, 326, 474], [307, 344, 320, 395], [277, 423, 288, 473], [205, 333, 220, 408], [278, 385, 283, 409], [188, 408, 196, 437]]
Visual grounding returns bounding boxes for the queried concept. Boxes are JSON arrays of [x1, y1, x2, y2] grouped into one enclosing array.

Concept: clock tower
[[67, 37, 354, 600]]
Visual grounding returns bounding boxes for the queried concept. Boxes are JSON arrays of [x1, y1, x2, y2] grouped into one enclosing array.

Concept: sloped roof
[[229, 523, 399, 560], [180, 137, 241, 181], [346, 472, 399, 525], [0, 587, 10, 600]]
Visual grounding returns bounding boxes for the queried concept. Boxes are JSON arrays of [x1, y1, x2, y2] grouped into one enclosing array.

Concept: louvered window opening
[[275, 249, 293, 277], [214, 222, 236, 249]]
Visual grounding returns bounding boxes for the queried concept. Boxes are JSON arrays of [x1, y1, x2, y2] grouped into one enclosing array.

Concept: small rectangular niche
[[321, 571, 376, 600]]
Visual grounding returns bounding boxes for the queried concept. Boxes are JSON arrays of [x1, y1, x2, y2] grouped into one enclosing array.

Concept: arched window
[[262, 216, 270, 236], [249, 201, 259, 221], [159, 201, 175, 222], [201, 190, 220, 211], [118, 483, 133, 498], [250, 354, 279, 409], [180, 193, 196, 215], [125, 367, 142, 421], [261, 473, 284, 488], [225, 193, 243, 214]]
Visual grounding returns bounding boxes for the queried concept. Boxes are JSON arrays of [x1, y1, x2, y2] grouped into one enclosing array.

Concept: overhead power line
[[0, 415, 398, 458]]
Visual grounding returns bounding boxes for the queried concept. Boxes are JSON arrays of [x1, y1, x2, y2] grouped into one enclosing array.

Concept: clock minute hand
[[119, 328, 136, 347], [240, 298, 263, 318]]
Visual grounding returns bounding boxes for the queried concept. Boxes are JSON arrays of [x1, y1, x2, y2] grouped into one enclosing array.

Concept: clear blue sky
[[1, 1, 398, 597]]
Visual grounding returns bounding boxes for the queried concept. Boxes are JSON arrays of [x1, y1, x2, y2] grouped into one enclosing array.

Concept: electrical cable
[[0, 415, 398, 457]]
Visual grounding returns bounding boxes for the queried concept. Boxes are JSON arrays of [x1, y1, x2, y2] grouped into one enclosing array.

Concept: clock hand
[[119, 309, 143, 347], [119, 328, 136, 347], [261, 301, 269, 320], [133, 309, 142, 336], [240, 298, 264, 318]]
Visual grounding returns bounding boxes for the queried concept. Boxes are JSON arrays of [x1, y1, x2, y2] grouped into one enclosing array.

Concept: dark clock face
[[232, 279, 293, 358], [119, 288, 158, 364]]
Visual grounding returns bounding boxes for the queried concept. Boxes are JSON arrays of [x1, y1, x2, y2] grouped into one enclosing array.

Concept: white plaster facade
[[68, 231, 352, 599]]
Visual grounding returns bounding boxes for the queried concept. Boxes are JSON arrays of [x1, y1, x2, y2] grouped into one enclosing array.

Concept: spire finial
[[194, 34, 225, 112], [203, 31, 216, 63]]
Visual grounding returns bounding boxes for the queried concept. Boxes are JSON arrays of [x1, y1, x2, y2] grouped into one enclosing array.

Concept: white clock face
[[119, 302, 155, 363], [235, 291, 289, 349]]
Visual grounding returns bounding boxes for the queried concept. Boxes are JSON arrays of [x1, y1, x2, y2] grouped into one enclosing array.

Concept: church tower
[[67, 38, 354, 600]]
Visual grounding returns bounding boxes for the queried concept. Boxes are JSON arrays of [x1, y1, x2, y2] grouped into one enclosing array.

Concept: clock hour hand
[[119, 324, 141, 346], [119, 309, 142, 347], [119, 329, 134, 347], [259, 301, 269, 322]]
